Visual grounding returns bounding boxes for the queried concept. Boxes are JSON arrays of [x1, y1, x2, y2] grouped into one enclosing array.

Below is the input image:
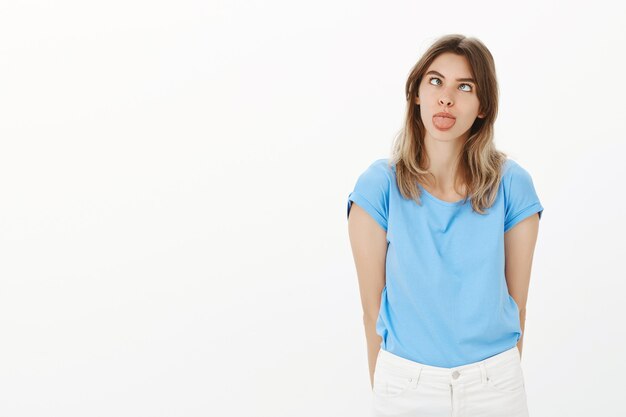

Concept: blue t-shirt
[[347, 158, 544, 368]]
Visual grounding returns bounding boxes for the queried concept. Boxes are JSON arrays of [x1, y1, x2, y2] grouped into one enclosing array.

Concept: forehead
[[425, 52, 473, 77]]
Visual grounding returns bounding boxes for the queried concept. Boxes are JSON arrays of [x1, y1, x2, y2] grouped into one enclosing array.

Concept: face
[[415, 52, 485, 142]]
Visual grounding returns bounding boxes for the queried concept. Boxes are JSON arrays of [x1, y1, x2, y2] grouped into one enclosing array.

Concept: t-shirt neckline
[[417, 183, 467, 207]]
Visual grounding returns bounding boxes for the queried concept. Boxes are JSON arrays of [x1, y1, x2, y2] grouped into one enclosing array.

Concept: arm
[[504, 212, 540, 361], [347, 202, 388, 389]]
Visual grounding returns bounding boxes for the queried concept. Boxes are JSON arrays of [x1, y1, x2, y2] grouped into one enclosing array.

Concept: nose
[[439, 96, 453, 107]]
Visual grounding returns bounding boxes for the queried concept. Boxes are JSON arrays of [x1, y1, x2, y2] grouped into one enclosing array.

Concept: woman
[[346, 34, 543, 417]]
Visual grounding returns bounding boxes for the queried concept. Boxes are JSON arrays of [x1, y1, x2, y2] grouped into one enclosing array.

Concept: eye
[[428, 76, 442, 86], [428, 77, 473, 92]]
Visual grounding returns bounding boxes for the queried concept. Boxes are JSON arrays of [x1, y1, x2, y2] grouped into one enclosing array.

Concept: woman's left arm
[[504, 212, 541, 360]]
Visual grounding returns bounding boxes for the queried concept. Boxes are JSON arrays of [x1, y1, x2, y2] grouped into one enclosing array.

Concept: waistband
[[376, 346, 520, 387]]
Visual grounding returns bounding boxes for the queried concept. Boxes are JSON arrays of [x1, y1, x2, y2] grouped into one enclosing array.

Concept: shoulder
[[500, 158, 541, 209], [348, 158, 394, 231], [500, 158, 544, 232], [501, 158, 535, 184], [368, 158, 395, 174], [357, 158, 395, 183]]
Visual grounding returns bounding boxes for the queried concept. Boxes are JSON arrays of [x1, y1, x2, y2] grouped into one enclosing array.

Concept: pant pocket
[[373, 360, 419, 398], [483, 360, 526, 394]]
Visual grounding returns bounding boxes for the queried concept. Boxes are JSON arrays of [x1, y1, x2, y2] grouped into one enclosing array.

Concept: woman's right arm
[[347, 202, 388, 389]]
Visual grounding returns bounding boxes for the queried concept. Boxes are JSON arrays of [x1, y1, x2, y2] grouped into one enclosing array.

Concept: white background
[[1, 1, 625, 416]]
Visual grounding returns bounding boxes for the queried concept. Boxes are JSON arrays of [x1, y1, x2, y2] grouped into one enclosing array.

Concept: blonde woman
[[347, 34, 543, 417]]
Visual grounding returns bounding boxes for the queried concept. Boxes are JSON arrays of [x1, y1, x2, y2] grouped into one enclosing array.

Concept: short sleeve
[[347, 159, 391, 232], [503, 160, 544, 233]]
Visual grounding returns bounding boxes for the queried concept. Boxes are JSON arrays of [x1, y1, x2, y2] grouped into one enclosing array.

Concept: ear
[[414, 96, 420, 105]]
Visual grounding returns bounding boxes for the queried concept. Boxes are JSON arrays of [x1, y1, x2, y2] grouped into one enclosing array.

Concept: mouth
[[432, 114, 456, 131]]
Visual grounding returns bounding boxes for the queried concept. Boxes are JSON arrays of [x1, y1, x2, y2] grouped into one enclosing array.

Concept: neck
[[421, 134, 466, 190]]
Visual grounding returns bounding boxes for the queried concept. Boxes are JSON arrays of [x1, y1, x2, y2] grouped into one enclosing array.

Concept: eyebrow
[[425, 70, 476, 84]]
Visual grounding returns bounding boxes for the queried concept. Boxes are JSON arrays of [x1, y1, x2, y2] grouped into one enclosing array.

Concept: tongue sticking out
[[433, 116, 456, 129]]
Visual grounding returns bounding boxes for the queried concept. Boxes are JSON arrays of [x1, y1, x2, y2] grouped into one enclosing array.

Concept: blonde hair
[[390, 34, 507, 215]]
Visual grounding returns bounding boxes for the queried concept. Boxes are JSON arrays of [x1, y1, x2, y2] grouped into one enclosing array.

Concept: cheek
[[459, 97, 481, 115], [465, 95, 481, 108]]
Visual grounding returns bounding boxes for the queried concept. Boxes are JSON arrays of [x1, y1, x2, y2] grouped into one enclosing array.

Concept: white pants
[[372, 345, 529, 417]]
